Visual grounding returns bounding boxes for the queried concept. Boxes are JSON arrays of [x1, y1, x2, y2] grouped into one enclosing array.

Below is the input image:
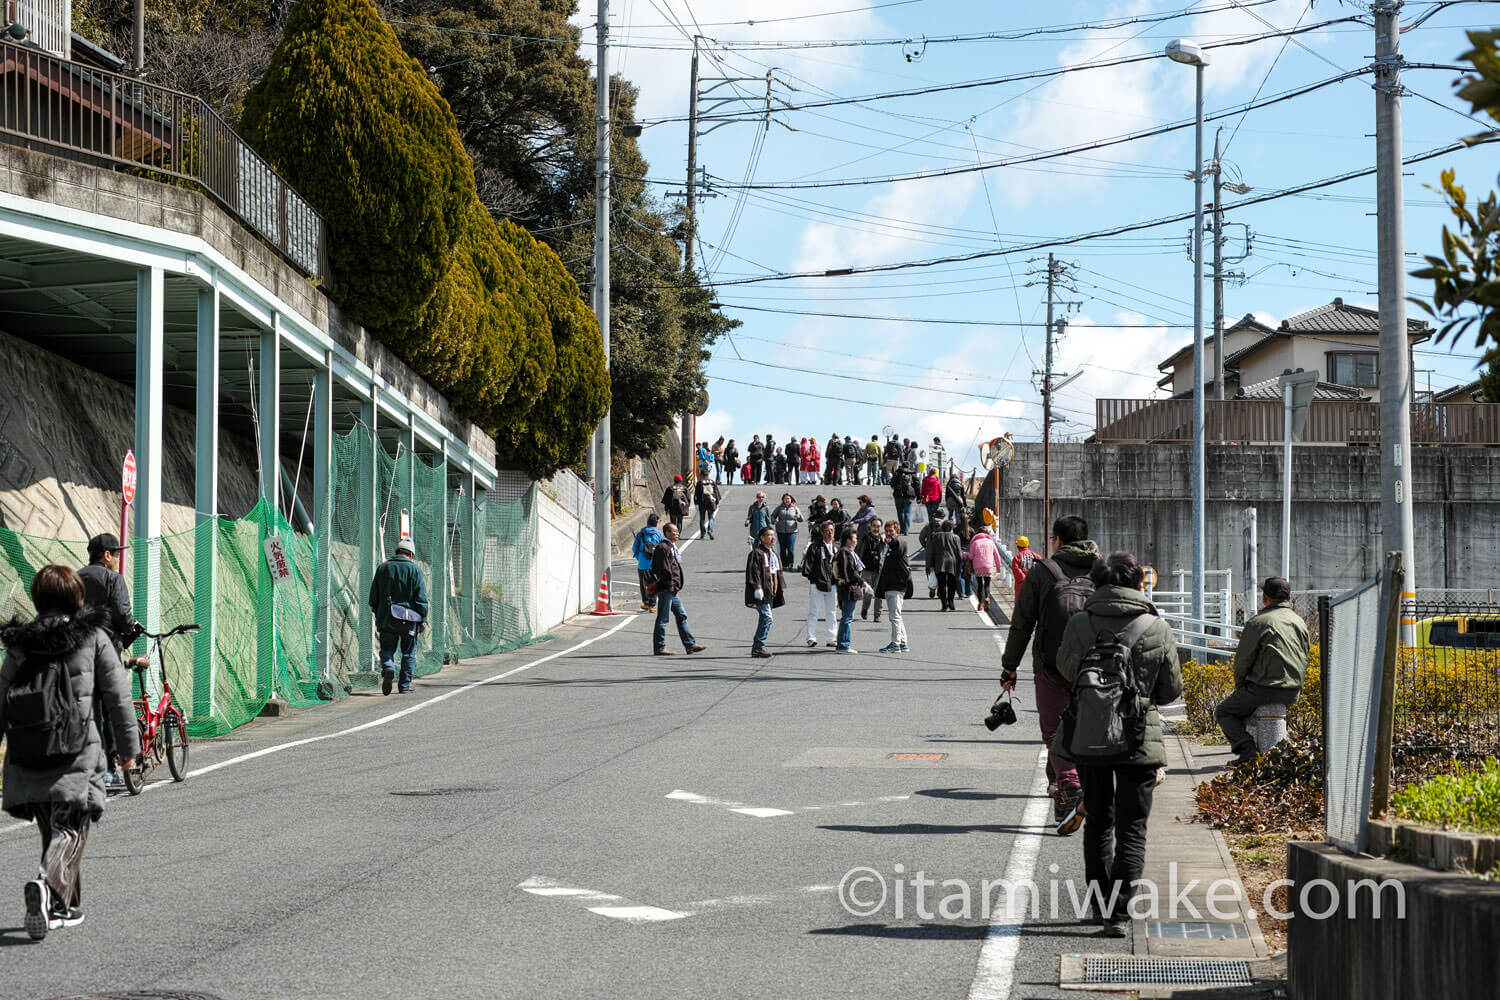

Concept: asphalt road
[[0, 483, 1134, 1000]]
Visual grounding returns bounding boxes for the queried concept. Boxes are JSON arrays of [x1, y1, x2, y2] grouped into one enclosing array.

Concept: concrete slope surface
[[1, 484, 1153, 1000]]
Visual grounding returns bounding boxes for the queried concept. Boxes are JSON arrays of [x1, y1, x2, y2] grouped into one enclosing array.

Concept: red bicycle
[[120, 623, 198, 795]]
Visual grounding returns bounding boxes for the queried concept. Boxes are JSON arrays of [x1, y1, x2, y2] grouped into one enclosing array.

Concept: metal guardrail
[[1095, 397, 1500, 445], [0, 40, 325, 278]]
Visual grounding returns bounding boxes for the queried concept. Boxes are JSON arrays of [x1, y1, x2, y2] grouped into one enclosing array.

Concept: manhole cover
[[1146, 920, 1249, 940], [390, 786, 496, 797], [887, 752, 947, 762], [1082, 957, 1252, 986]]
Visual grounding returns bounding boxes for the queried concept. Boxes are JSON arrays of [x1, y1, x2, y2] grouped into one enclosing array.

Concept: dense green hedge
[[240, 0, 608, 475]]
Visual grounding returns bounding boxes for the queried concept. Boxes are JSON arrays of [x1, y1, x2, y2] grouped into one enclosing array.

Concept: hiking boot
[[751, 648, 774, 659], [24, 880, 48, 940], [686, 645, 707, 654], [380, 668, 394, 697], [1055, 788, 1086, 837], [654, 649, 675, 656]]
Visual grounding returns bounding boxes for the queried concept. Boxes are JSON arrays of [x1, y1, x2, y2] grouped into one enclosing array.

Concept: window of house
[[1328, 351, 1379, 388]]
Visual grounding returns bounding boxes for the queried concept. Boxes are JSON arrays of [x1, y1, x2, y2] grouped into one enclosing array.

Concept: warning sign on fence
[[264, 536, 292, 584]]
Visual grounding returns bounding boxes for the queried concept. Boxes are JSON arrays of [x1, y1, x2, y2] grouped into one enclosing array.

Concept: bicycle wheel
[[121, 715, 147, 795], [164, 709, 189, 782]]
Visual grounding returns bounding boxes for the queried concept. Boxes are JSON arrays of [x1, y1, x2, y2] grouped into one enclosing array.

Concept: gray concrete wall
[[982, 442, 1500, 592], [1288, 842, 1500, 1000], [0, 329, 261, 538]]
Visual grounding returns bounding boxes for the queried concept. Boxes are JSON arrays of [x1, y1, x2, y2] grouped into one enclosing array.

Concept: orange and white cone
[[589, 571, 615, 616]]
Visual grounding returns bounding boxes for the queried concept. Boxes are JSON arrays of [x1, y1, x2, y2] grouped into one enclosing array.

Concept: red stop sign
[[122, 451, 137, 504]]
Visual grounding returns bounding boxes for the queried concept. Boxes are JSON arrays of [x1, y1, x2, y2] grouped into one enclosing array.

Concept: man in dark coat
[[648, 523, 706, 657], [747, 436, 765, 484], [874, 521, 911, 653], [76, 535, 139, 657], [825, 436, 843, 486], [925, 515, 963, 611], [368, 538, 430, 695], [1000, 515, 1102, 836], [745, 526, 784, 659], [661, 474, 689, 532], [785, 439, 801, 484]]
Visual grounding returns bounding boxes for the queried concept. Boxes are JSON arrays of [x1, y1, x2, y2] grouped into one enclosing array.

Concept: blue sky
[[581, 1, 1495, 467]]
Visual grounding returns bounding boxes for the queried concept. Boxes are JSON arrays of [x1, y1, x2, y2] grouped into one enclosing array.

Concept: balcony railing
[[0, 39, 325, 279], [1095, 398, 1500, 445]]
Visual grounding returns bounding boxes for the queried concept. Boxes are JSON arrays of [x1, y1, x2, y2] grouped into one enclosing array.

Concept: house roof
[[1433, 379, 1484, 403], [1237, 375, 1369, 401], [1278, 297, 1430, 337], [1157, 314, 1275, 372]]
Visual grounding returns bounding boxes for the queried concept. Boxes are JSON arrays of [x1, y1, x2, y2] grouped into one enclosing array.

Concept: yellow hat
[[1015, 535, 1029, 549]]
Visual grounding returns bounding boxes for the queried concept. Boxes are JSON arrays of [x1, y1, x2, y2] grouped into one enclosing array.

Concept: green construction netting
[[0, 424, 543, 738]]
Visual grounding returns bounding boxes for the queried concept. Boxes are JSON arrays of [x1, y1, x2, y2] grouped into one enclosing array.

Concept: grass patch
[[1390, 757, 1500, 835]]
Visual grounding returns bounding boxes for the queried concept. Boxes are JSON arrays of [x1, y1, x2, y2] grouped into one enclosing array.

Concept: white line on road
[[687, 885, 838, 910], [667, 789, 911, 818], [967, 747, 1051, 1000], [518, 876, 688, 922]]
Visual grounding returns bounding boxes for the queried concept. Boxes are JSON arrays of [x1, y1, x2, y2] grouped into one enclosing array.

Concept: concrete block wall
[[983, 442, 1500, 592]]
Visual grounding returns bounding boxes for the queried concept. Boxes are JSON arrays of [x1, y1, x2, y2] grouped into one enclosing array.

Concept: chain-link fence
[[1394, 594, 1500, 757], [0, 423, 546, 737], [1321, 579, 1386, 854]]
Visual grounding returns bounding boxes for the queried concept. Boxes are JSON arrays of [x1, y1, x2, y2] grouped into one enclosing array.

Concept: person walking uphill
[[712, 437, 725, 483], [369, 538, 429, 695], [77, 533, 146, 787], [632, 514, 665, 613], [926, 515, 963, 611], [745, 526, 785, 659], [919, 468, 943, 524], [694, 477, 721, 540], [1218, 576, 1310, 765], [647, 523, 706, 657], [722, 440, 740, 485], [968, 525, 1003, 614], [1000, 515, 1102, 836], [890, 463, 917, 535], [1, 565, 140, 940], [662, 475, 690, 532], [1054, 551, 1182, 937]]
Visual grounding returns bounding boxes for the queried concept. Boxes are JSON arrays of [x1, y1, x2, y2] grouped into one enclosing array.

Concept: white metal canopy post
[[591, 0, 613, 608], [134, 266, 164, 659], [194, 284, 219, 722]]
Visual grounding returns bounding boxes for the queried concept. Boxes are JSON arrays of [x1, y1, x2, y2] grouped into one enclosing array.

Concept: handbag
[[386, 601, 425, 637]]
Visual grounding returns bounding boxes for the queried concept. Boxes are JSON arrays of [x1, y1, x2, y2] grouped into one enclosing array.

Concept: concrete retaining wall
[[1288, 842, 1500, 999], [983, 443, 1500, 591], [536, 488, 596, 628]]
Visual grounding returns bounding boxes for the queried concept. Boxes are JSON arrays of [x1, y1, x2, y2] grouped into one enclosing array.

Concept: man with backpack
[[890, 465, 916, 535], [368, 538, 429, 695], [1053, 551, 1182, 937], [694, 478, 721, 540], [1218, 576, 1310, 765], [999, 515, 1101, 836], [632, 513, 665, 613], [661, 475, 690, 532]]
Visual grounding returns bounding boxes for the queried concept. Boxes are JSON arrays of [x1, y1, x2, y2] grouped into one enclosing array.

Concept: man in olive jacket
[[369, 538, 429, 695], [1054, 553, 1182, 936], [1218, 576, 1310, 764]]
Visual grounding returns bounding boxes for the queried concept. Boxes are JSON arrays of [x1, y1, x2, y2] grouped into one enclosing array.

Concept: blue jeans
[[777, 531, 796, 567], [699, 509, 716, 537], [896, 499, 914, 534], [837, 598, 857, 649], [654, 593, 697, 652], [379, 631, 417, 689], [753, 603, 773, 651]]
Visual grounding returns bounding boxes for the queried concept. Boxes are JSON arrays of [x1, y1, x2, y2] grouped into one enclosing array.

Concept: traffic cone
[[589, 571, 615, 616]]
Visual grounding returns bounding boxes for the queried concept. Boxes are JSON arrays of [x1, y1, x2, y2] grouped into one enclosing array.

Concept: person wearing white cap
[[368, 538, 429, 695]]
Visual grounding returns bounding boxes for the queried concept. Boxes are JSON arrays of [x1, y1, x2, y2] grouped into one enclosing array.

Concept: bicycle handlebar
[[140, 623, 201, 640]]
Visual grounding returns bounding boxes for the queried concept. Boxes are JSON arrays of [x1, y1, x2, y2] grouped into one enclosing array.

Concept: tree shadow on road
[[914, 787, 1038, 801]]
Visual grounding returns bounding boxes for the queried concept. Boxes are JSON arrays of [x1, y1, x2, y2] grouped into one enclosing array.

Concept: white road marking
[[519, 876, 689, 922], [967, 592, 997, 628], [688, 884, 838, 910], [667, 789, 909, 818], [967, 748, 1051, 1000], [1, 616, 643, 841]]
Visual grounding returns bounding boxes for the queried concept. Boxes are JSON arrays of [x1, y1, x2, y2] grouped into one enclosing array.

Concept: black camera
[[984, 693, 1018, 731]]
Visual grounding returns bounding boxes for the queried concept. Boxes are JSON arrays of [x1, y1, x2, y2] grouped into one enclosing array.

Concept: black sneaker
[[381, 669, 394, 697], [24, 879, 48, 940], [48, 899, 83, 928]]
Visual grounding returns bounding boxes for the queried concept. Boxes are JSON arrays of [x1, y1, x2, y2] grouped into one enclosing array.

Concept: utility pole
[[680, 36, 700, 483], [134, 0, 145, 74], [590, 0, 613, 606], [1374, 1, 1416, 641], [1043, 253, 1056, 547], [1211, 128, 1225, 403]]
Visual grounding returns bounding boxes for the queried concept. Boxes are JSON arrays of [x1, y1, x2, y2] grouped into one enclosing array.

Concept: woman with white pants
[[874, 521, 910, 653], [802, 522, 839, 646]]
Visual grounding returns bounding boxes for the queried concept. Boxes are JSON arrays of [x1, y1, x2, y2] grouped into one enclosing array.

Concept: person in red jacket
[[919, 471, 942, 524], [1011, 535, 1040, 591], [807, 439, 821, 485]]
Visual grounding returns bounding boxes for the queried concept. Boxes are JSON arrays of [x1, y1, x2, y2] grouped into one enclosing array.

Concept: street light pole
[[1167, 38, 1209, 626]]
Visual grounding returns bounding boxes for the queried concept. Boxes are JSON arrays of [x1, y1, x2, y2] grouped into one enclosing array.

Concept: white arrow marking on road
[[666, 789, 909, 818], [518, 876, 688, 923], [687, 885, 838, 910], [966, 748, 1051, 1000]]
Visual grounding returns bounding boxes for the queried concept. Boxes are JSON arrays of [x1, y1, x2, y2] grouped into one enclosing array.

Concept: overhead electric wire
[[717, 302, 1191, 328], [708, 374, 1046, 426]]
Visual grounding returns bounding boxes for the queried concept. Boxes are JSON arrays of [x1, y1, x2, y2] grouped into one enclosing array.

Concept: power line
[[717, 302, 1190, 327], [708, 373, 1045, 426]]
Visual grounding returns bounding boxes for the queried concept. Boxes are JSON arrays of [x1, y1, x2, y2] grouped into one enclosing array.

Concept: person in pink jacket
[[968, 529, 1003, 613]]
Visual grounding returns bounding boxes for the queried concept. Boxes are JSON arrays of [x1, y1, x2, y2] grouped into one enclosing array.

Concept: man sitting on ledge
[[1218, 575, 1310, 766]]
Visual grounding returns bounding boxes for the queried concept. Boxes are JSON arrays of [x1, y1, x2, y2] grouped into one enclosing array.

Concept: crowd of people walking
[[697, 433, 955, 487]]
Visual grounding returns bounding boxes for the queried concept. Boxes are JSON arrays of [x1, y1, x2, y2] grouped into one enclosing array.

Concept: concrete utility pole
[[1043, 253, 1056, 547], [1211, 128, 1225, 403], [1374, 1, 1416, 639], [134, 0, 145, 75], [591, 0, 613, 604], [680, 38, 700, 484]]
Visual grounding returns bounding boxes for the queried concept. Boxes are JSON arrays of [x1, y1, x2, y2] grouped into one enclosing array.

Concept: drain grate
[[1082, 957, 1252, 986]]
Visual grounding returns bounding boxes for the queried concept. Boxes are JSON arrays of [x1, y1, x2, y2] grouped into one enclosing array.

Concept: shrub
[[1195, 737, 1325, 834], [240, 0, 474, 332], [1391, 757, 1500, 834], [1179, 644, 1322, 740]]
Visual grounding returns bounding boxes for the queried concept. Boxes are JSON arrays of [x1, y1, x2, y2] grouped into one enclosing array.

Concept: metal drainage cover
[[887, 752, 947, 762], [1082, 957, 1252, 986], [1146, 920, 1249, 940]]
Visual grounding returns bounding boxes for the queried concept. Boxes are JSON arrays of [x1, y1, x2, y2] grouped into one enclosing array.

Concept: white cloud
[[793, 173, 981, 273]]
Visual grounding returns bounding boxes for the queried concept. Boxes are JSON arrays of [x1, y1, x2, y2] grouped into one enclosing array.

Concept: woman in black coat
[[926, 516, 963, 611], [874, 522, 911, 653]]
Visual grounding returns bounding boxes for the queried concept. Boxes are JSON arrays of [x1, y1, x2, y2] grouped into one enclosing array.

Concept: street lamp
[[1166, 37, 1209, 626]]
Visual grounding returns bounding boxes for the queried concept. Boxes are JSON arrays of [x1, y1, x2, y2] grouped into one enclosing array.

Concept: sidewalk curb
[[1172, 724, 1272, 961]]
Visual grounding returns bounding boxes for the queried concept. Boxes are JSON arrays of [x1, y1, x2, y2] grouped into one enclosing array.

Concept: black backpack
[[2, 654, 87, 766], [1061, 613, 1156, 762], [1035, 558, 1096, 673]]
